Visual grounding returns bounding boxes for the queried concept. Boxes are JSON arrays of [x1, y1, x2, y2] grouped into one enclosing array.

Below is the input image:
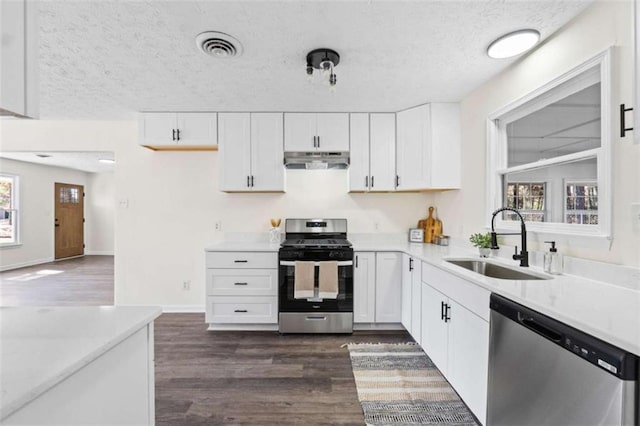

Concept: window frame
[[486, 48, 613, 239], [0, 173, 20, 247]]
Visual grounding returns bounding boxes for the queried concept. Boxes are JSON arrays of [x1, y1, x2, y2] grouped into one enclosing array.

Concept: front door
[[54, 182, 84, 259]]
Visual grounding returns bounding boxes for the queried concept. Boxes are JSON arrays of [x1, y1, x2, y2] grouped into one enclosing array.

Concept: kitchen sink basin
[[445, 259, 551, 280]]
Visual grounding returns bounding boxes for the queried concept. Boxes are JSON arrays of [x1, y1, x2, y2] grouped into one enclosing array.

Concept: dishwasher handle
[[517, 312, 562, 343]]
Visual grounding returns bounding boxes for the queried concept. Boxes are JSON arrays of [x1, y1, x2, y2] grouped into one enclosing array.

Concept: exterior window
[[504, 182, 546, 222], [59, 187, 80, 204], [0, 175, 19, 245], [565, 181, 598, 224], [487, 48, 611, 238]]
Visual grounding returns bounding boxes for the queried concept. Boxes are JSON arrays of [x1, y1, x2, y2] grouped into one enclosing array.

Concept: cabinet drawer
[[205, 296, 278, 324], [207, 269, 277, 296], [422, 262, 490, 321], [206, 252, 277, 269]]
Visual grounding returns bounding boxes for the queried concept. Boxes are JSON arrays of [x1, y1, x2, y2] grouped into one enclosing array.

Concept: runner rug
[[346, 343, 478, 426]]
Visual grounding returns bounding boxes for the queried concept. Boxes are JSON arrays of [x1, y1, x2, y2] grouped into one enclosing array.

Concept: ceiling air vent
[[195, 31, 243, 58]]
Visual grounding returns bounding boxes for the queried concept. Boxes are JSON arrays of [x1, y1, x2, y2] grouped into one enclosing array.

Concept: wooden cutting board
[[424, 207, 436, 243], [433, 208, 443, 239]]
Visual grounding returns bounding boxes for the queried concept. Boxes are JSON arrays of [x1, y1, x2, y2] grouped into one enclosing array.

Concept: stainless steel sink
[[445, 259, 551, 280]]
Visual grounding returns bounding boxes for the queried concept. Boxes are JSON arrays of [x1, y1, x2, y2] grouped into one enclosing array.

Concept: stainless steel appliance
[[278, 218, 353, 333], [488, 293, 639, 425]]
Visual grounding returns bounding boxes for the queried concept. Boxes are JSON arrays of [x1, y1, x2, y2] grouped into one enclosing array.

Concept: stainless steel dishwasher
[[488, 293, 638, 425]]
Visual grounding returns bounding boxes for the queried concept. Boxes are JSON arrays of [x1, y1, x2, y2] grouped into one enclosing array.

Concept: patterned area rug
[[346, 343, 478, 426]]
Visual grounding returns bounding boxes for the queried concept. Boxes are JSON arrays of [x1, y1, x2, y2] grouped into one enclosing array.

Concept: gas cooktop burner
[[281, 238, 352, 249]]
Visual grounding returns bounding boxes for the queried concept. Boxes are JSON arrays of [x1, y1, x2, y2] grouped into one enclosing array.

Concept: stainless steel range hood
[[284, 151, 350, 169]]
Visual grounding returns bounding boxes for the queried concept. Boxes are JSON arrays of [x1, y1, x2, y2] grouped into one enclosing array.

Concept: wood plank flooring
[[1, 257, 413, 424], [0, 255, 114, 306], [155, 314, 412, 425]]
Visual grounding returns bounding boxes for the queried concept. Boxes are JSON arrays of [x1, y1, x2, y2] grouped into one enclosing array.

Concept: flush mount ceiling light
[[195, 31, 243, 58], [487, 29, 540, 59], [98, 158, 115, 164], [306, 48, 340, 90]]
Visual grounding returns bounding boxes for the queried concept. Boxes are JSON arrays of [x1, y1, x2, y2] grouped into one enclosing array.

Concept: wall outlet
[[374, 222, 379, 231], [182, 280, 190, 291], [118, 198, 129, 209], [215, 221, 222, 231], [632, 203, 640, 232]]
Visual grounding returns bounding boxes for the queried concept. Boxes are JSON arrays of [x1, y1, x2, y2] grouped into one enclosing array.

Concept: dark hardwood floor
[[0, 255, 114, 306], [1, 257, 413, 424], [155, 314, 412, 425]]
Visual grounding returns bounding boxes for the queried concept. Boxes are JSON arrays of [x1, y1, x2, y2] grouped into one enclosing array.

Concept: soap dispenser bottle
[[544, 241, 563, 275]]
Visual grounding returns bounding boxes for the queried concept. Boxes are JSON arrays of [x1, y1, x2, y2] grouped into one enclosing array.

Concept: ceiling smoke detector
[[196, 31, 243, 58]]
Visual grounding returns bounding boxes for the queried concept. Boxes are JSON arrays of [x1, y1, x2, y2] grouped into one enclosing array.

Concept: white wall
[[1, 120, 434, 306], [85, 171, 115, 255], [0, 157, 114, 270], [435, 0, 640, 267]]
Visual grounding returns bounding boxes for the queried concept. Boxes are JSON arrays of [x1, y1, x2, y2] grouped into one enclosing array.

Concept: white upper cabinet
[[219, 113, 285, 192], [396, 103, 460, 190], [0, 0, 38, 118], [349, 113, 370, 192], [219, 113, 252, 192], [139, 112, 217, 150], [284, 113, 349, 152], [250, 113, 285, 192], [369, 113, 396, 191], [349, 113, 396, 192]]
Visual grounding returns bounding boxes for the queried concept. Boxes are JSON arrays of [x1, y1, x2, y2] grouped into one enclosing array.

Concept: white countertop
[[0, 305, 162, 420], [206, 238, 640, 356], [205, 241, 281, 252]]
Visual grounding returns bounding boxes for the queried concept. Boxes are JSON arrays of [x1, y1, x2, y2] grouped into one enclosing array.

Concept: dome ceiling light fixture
[[487, 29, 540, 59], [306, 48, 340, 91]]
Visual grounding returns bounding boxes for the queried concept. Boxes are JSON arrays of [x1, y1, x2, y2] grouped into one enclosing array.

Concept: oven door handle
[[279, 260, 353, 267], [305, 316, 327, 321]]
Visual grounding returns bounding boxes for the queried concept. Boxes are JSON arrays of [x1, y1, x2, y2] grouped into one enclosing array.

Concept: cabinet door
[[429, 103, 461, 188], [139, 113, 177, 146], [349, 113, 370, 192], [410, 260, 422, 344], [250, 113, 285, 192], [401, 254, 412, 330], [353, 252, 376, 323], [420, 282, 449, 376], [369, 113, 396, 191], [284, 113, 316, 151], [177, 112, 217, 146], [396, 105, 431, 190], [218, 113, 252, 192], [316, 113, 349, 152], [0, 0, 26, 116], [375, 252, 402, 323], [447, 299, 489, 425]]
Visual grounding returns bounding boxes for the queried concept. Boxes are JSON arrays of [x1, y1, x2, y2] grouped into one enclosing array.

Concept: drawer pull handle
[[234, 282, 248, 286], [306, 316, 327, 321], [234, 309, 248, 313], [234, 260, 248, 263]]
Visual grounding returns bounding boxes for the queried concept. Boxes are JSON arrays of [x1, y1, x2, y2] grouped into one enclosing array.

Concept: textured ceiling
[[38, 0, 593, 119], [0, 152, 115, 173]]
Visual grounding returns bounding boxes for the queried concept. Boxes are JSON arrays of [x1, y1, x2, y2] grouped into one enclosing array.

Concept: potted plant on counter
[[469, 232, 492, 257]]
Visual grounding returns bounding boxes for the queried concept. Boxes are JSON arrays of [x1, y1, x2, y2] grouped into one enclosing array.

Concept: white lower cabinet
[[375, 252, 402, 322], [420, 263, 490, 425], [354, 252, 376, 323], [205, 251, 278, 327], [401, 254, 422, 343]]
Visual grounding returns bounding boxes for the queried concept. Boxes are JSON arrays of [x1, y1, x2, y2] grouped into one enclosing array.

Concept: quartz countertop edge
[[0, 306, 162, 420], [206, 240, 640, 356]]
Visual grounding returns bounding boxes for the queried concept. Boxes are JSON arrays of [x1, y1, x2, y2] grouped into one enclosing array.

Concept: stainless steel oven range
[[278, 218, 353, 333]]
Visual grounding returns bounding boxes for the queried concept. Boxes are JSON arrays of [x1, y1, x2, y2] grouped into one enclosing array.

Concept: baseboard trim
[[161, 305, 206, 313], [353, 323, 406, 331], [207, 324, 279, 331], [85, 251, 114, 256], [0, 257, 55, 272]]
